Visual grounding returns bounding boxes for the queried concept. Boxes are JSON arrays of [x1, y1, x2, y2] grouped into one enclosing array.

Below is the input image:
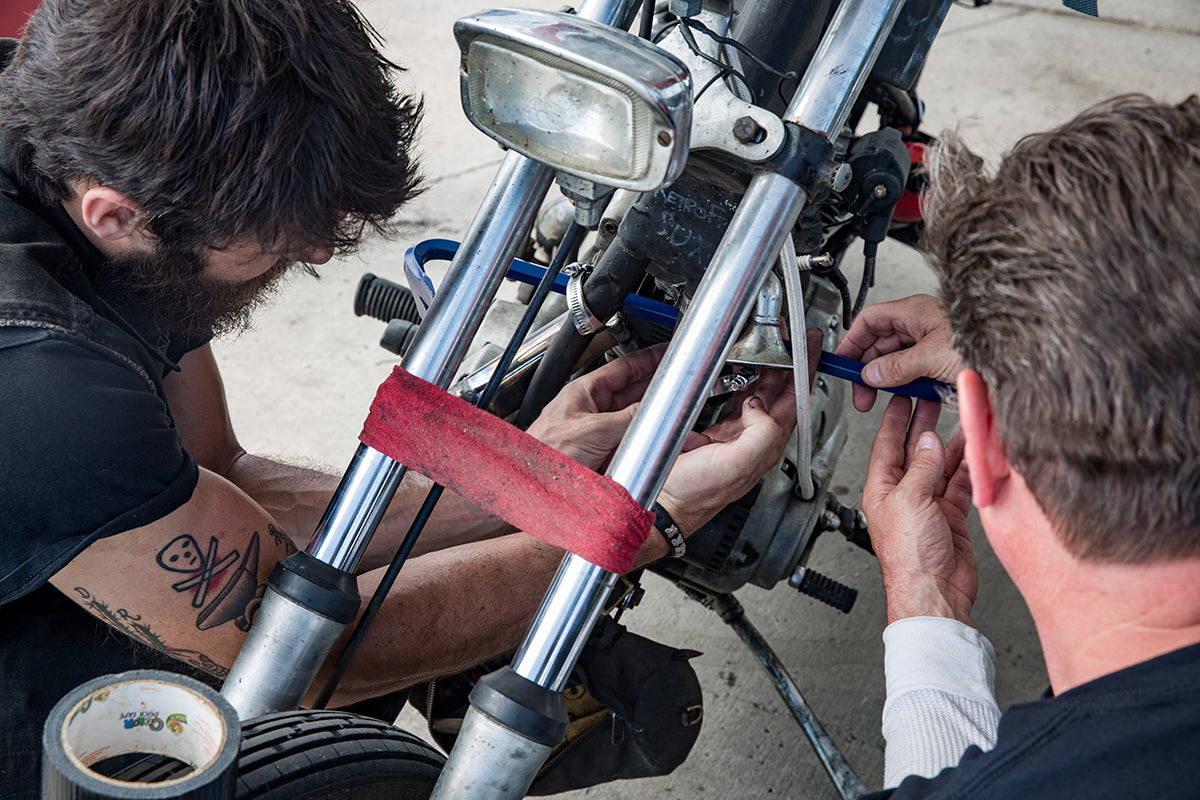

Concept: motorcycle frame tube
[[506, 0, 905, 713], [456, 313, 568, 404]]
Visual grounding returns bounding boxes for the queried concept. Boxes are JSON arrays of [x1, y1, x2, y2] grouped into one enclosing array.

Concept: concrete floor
[[212, 1, 1200, 797]]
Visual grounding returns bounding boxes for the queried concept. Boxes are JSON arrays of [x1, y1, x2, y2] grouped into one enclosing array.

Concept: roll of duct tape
[[42, 670, 240, 800]]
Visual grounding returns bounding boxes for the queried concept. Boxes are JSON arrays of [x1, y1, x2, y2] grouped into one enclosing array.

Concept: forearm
[[309, 532, 560, 706], [226, 452, 510, 569], [881, 617, 1000, 788], [166, 346, 508, 564], [311, 526, 670, 707]]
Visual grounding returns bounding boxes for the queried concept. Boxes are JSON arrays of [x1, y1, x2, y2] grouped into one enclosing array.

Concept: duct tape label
[[42, 670, 240, 800]]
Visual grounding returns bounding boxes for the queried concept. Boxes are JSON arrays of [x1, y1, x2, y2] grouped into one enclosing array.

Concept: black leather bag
[[410, 614, 704, 795]]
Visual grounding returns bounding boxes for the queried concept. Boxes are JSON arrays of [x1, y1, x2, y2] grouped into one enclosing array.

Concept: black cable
[[678, 21, 738, 81], [851, 241, 878, 323], [680, 17, 799, 106], [694, 69, 729, 102], [638, 0, 654, 40], [831, 269, 854, 329], [312, 223, 588, 709], [776, 73, 800, 109], [652, 18, 679, 43], [684, 18, 797, 83], [311, 484, 444, 710]]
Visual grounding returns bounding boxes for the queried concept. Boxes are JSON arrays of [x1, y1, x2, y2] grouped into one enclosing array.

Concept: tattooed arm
[[49, 466, 588, 706], [50, 470, 290, 682], [164, 345, 515, 571]]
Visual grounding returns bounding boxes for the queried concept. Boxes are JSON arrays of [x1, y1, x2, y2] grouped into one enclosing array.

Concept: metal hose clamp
[[564, 261, 603, 335]]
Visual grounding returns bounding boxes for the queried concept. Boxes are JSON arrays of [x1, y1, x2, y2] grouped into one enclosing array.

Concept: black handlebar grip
[[355, 273, 421, 325]]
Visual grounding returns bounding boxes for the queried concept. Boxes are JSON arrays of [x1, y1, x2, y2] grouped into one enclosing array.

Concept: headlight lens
[[456, 10, 692, 192]]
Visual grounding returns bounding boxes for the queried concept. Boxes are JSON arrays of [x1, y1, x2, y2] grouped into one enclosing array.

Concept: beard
[[94, 247, 299, 340]]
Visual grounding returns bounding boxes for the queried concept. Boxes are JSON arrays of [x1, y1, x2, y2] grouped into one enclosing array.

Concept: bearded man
[[0, 3, 797, 796]]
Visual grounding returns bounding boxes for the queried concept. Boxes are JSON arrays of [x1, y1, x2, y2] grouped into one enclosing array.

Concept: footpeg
[[789, 567, 857, 613]]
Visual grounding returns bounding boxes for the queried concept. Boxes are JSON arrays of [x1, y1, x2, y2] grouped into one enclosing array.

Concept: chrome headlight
[[454, 9, 692, 192]]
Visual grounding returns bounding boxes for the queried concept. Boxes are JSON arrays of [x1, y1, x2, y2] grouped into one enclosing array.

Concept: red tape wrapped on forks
[[359, 366, 654, 574]]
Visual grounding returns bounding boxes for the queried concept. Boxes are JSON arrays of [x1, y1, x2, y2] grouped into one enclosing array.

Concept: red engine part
[[1, 1, 40, 39], [892, 140, 928, 224]]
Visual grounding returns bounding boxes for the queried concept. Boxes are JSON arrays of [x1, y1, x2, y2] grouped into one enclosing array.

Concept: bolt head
[[873, 183, 888, 198], [657, 130, 672, 146], [732, 116, 765, 144]]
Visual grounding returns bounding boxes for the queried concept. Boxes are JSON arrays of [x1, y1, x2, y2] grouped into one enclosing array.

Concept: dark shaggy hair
[[0, 0, 422, 256], [923, 95, 1200, 564]]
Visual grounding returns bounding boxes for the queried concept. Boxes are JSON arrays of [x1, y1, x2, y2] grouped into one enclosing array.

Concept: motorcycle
[[213, 0, 983, 797]]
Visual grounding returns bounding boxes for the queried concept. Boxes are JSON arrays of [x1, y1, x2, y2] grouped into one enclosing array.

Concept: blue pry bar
[[406, 238, 682, 328], [817, 352, 955, 403], [407, 239, 954, 403]]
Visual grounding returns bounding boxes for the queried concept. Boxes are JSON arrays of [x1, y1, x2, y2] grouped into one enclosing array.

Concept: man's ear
[[958, 368, 1009, 508], [77, 185, 146, 247]]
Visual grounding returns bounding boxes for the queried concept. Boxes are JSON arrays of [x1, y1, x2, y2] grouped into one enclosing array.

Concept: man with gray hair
[[838, 94, 1200, 797]]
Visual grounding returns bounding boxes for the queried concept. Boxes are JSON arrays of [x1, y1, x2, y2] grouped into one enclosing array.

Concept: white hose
[[780, 235, 815, 500], [722, 40, 816, 499]]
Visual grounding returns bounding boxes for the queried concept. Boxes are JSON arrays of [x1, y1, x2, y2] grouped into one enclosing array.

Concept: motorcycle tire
[[235, 709, 445, 800]]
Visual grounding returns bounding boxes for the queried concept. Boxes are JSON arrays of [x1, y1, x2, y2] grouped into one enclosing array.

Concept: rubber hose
[[515, 237, 650, 428]]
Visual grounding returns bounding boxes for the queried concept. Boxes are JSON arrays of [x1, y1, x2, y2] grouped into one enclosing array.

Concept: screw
[[657, 130, 672, 146], [873, 183, 888, 198], [732, 116, 765, 144]]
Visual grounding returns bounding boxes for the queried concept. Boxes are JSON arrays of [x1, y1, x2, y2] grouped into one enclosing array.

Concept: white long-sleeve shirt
[[881, 617, 1003, 789]]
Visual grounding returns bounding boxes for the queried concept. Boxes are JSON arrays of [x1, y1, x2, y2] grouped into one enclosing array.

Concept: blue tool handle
[[817, 352, 955, 403]]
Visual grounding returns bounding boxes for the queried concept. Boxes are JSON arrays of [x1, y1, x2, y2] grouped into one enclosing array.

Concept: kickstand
[[702, 590, 869, 799]]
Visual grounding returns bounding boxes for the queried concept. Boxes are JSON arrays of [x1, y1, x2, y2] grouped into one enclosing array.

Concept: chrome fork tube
[[225, 0, 640, 729], [506, 0, 907, 750], [781, 0, 903, 135], [438, 1, 905, 796], [511, 557, 619, 689], [224, 153, 552, 720], [306, 152, 554, 572], [577, 0, 629, 27]]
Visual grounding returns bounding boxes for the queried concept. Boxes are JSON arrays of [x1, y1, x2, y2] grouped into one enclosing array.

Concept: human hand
[[835, 294, 963, 412], [862, 394, 975, 625], [526, 344, 665, 472], [656, 329, 819, 536]]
